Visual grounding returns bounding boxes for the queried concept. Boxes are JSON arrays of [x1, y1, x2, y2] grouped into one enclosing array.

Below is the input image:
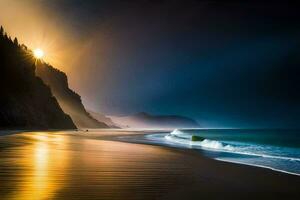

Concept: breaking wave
[[165, 129, 234, 151], [164, 129, 300, 162], [141, 129, 300, 175]]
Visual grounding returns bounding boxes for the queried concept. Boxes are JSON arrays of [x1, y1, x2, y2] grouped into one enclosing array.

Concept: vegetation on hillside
[[0, 26, 76, 129]]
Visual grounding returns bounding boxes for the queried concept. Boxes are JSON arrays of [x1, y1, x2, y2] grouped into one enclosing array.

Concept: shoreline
[[1, 129, 300, 177], [0, 130, 300, 199], [108, 132, 300, 177], [216, 158, 300, 177]]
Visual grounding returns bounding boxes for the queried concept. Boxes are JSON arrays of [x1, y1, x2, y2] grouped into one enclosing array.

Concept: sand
[[0, 130, 299, 200]]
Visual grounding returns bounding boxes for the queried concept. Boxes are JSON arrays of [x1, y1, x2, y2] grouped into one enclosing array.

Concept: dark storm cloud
[[42, 1, 300, 127]]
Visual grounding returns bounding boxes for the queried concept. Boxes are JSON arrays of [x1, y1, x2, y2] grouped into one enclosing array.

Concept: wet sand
[[0, 130, 299, 200]]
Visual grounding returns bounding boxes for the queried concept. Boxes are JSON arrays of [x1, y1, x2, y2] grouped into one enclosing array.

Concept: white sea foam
[[227, 149, 300, 161], [215, 158, 300, 176], [165, 129, 300, 162], [199, 139, 234, 151], [165, 129, 234, 151], [170, 129, 190, 138], [142, 130, 300, 176]]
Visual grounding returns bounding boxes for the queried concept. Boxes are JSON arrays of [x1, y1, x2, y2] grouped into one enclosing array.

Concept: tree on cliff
[[0, 26, 76, 129]]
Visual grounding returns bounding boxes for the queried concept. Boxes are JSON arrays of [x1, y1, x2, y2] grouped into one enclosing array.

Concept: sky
[[0, 0, 300, 128]]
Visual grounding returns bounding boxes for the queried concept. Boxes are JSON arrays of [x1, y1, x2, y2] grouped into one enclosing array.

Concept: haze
[[1, 0, 299, 128]]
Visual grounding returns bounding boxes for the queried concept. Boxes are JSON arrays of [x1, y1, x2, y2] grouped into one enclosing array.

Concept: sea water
[[146, 129, 300, 175]]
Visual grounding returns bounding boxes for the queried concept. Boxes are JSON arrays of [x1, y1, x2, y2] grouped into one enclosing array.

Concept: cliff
[[36, 63, 109, 128], [0, 27, 76, 129]]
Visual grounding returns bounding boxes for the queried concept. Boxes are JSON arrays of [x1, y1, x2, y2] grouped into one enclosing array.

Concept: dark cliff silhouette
[[0, 26, 76, 129], [36, 63, 108, 128]]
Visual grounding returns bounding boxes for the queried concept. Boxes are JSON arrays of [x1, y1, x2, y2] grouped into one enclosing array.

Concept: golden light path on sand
[[4, 133, 70, 200], [0, 131, 192, 200], [0, 130, 299, 200]]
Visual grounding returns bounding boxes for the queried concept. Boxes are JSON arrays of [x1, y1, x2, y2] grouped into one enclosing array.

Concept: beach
[[0, 130, 299, 200]]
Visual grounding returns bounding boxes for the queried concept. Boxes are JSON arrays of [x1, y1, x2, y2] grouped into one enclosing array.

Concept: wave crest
[[166, 129, 234, 151], [199, 139, 234, 151], [166, 129, 300, 161]]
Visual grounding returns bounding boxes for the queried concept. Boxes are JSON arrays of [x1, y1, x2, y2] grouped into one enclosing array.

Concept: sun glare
[[34, 48, 44, 59]]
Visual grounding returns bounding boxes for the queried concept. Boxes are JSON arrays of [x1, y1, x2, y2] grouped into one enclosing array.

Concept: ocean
[[144, 129, 300, 175]]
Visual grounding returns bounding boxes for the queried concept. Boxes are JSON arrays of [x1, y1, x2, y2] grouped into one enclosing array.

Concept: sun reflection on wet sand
[[0, 131, 192, 200], [1, 131, 299, 200], [2, 132, 70, 200]]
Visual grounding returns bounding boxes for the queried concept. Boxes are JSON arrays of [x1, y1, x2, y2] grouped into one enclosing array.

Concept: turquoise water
[[146, 129, 300, 175]]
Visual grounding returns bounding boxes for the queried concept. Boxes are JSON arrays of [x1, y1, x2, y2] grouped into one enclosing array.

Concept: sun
[[34, 48, 44, 59]]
